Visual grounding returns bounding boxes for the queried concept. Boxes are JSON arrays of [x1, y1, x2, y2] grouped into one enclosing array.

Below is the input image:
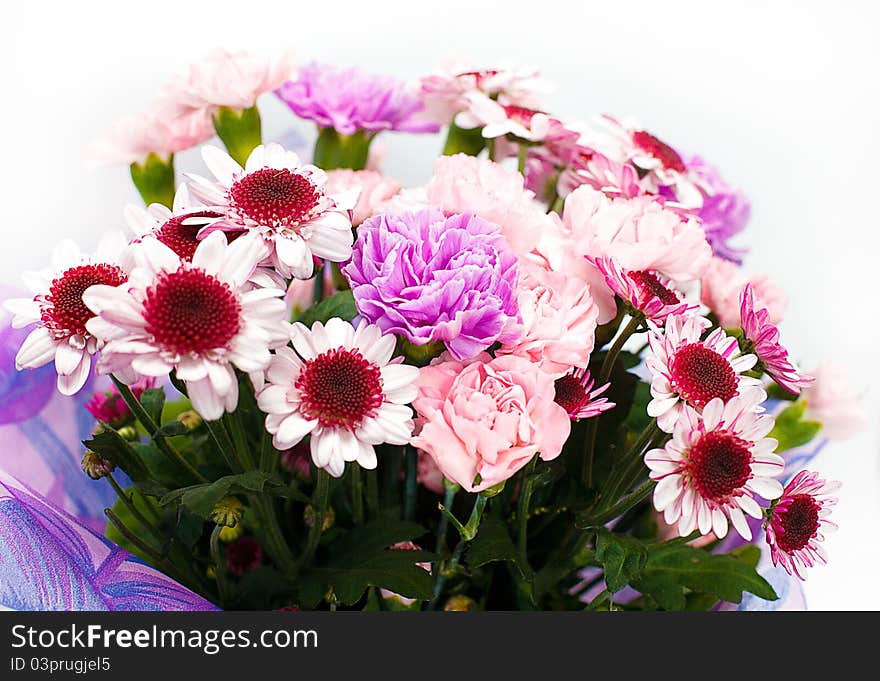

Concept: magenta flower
[[740, 284, 812, 394], [85, 377, 157, 428], [553, 368, 614, 420], [765, 470, 839, 580], [342, 209, 520, 361], [275, 63, 439, 135]]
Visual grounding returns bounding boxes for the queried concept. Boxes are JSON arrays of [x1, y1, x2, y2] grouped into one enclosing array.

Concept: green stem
[[259, 430, 276, 473], [434, 484, 457, 555], [351, 465, 364, 526], [105, 473, 161, 541], [517, 457, 539, 571], [204, 419, 242, 473], [427, 539, 466, 611], [210, 525, 231, 605], [487, 137, 497, 161], [251, 494, 296, 574], [549, 195, 565, 214], [104, 508, 164, 565], [591, 479, 655, 526], [299, 470, 331, 569], [517, 143, 528, 174], [313, 264, 325, 304], [403, 446, 418, 521], [110, 375, 206, 482], [598, 420, 659, 508], [365, 469, 379, 519], [581, 314, 644, 487], [225, 411, 254, 469], [428, 493, 488, 610]]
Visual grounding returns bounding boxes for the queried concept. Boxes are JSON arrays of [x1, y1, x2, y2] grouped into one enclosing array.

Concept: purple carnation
[[687, 156, 750, 264], [275, 63, 439, 136], [342, 209, 520, 360]]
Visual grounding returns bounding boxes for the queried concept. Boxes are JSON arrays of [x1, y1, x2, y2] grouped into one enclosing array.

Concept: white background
[[4, 0, 878, 609]]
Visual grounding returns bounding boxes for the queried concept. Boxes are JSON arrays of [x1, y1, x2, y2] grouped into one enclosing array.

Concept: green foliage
[[313, 127, 371, 170], [442, 122, 486, 156], [159, 471, 307, 519], [129, 153, 175, 208], [296, 520, 434, 608], [466, 513, 527, 576], [83, 427, 149, 482], [632, 542, 778, 610], [212, 105, 262, 167], [104, 489, 161, 558], [594, 529, 648, 593], [297, 290, 358, 328], [139, 388, 165, 429], [769, 400, 822, 452]]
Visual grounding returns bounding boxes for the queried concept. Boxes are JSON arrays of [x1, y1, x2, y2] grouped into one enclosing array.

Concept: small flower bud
[[480, 480, 506, 498], [443, 595, 477, 611], [177, 410, 203, 431], [211, 497, 244, 528], [116, 425, 138, 441], [303, 504, 335, 531], [81, 451, 115, 480], [219, 524, 244, 543]]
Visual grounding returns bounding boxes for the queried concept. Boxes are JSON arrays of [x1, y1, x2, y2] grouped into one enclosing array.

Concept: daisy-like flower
[[185, 144, 357, 279], [3, 235, 128, 395], [739, 283, 813, 394], [646, 313, 761, 432], [461, 93, 576, 144], [82, 232, 290, 421], [765, 470, 840, 580], [646, 389, 784, 540], [256, 318, 419, 478], [588, 255, 696, 323], [553, 368, 614, 420]]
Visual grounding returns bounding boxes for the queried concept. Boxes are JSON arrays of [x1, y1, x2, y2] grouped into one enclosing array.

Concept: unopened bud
[[443, 595, 477, 611], [480, 480, 506, 498], [177, 410, 203, 431], [81, 451, 115, 480], [211, 497, 244, 528], [304, 504, 335, 531], [219, 524, 244, 543], [116, 425, 138, 441]]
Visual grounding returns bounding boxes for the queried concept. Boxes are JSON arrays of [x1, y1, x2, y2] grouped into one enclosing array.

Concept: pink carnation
[[700, 256, 786, 328], [91, 104, 214, 166], [417, 450, 445, 494], [801, 361, 867, 440], [325, 170, 402, 226], [497, 260, 598, 377], [561, 185, 711, 282], [165, 49, 295, 114], [412, 353, 570, 492], [424, 154, 554, 256]]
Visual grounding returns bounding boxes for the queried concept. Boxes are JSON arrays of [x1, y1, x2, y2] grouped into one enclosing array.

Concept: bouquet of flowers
[[0, 50, 865, 612]]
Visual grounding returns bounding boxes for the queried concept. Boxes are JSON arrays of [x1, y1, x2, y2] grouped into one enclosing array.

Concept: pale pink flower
[[700, 256, 786, 329], [589, 255, 696, 323], [256, 319, 418, 478], [800, 361, 867, 440], [324, 170, 401, 226], [646, 389, 784, 540], [765, 470, 839, 580], [185, 144, 357, 279], [740, 284, 812, 394], [646, 313, 762, 432], [165, 49, 295, 115], [419, 62, 547, 125], [553, 368, 614, 421], [497, 259, 598, 377], [3, 234, 129, 395], [91, 104, 214, 166], [562, 185, 712, 282], [423, 153, 555, 256], [412, 353, 570, 493], [460, 93, 576, 144], [83, 232, 290, 421]]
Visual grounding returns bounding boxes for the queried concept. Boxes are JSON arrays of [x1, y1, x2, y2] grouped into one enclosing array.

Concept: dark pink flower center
[[155, 211, 223, 261], [554, 374, 588, 416], [456, 69, 501, 87], [503, 104, 543, 128], [688, 430, 752, 502], [296, 347, 383, 430], [670, 343, 738, 409], [632, 130, 686, 172], [776, 495, 820, 552], [43, 264, 127, 339], [143, 267, 241, 355], [630, 271, 680, 306], [229, 168, 320, 227]]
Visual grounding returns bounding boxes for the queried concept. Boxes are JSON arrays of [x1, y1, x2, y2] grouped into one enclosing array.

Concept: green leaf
[[769, 400, 822, 452], [159, 470, 280, 518], [139, 388, 166, 429], [155, 421, 189, 438], [466, 513, 526, 576], [594, 529, 648, 593], [296, 520, 433, 608], [298, 290, 358, 328], [633, 543, 778, 610], [83, 427, 149, 482]]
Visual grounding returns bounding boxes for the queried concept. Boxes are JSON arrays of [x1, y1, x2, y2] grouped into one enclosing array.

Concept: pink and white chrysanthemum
[[739, 283, 812, 394], [553, 368, 614, 420], [256, 318, 419, 478], [765, 470, 839, 580], [646, 313, 761, 432], [646, 389, 784, 540], [3, 235, 128, 395], [185, 144, 357, 280], [588, 255, 696, 323], [461, 93, 576, 144], [83, 232, 290, 421]]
